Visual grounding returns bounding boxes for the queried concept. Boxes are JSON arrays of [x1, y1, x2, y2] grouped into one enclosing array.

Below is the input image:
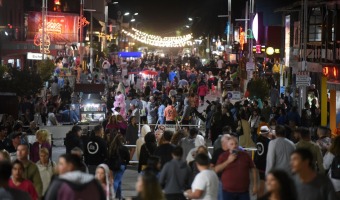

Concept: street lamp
[[113, 2, 119, 4], [131, 18, 136, 22], [124, 12, 130, 16], [188, 17, 193, 21], [134, 13, 138, 16], [185, 25, 190, 28]]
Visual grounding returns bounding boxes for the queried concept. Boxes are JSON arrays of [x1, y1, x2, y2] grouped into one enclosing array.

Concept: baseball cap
[[260, 126, 270, 134]]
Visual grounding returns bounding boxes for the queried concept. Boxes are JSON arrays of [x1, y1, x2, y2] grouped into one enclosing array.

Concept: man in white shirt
[[185, 153, 219, 200], [217, 57, 224, 69]]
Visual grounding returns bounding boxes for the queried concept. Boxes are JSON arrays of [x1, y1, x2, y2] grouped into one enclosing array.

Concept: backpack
[[331, 155, 340, 179]]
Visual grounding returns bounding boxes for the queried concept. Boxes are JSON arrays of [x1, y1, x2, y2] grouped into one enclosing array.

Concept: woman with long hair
[[170, 129, 187, 146], [258, 170, 297, 200], [30, 129, 52, 162], [106, 115, 127, 134], [134, 171, 165, 200], [237, 111, 255, 148], [95, 164, 115, 200], [9, 160, 38, 200], [108, 134, 130, 199], [324, 136, 340, 196], [138, 132, 157, 173], [126, 116, 138, 159]]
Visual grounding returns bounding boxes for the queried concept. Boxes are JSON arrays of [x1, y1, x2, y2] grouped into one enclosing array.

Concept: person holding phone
[[215, 137, 258, 200]]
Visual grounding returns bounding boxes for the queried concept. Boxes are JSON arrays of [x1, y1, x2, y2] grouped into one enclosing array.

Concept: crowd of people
[[0, 55, 339, 200]]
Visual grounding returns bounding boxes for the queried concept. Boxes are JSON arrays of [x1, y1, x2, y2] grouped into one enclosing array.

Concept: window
[[309, 7, 322, 42]]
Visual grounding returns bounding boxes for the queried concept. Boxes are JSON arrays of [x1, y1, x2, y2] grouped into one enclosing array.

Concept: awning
[[327, 81, 340, 91]]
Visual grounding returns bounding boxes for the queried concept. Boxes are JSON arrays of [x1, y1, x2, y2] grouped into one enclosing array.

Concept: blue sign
[[118, 52, 142, 58]]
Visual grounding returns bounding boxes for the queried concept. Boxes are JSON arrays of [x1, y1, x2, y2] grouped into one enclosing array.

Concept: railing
[[123, 145, 257, 164]]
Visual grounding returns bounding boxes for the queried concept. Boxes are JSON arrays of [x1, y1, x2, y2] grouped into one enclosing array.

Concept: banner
[[27, 11, 79, 43]]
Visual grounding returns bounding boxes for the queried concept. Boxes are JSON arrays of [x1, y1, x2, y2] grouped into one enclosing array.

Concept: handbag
[[237, 120, 244, 136]]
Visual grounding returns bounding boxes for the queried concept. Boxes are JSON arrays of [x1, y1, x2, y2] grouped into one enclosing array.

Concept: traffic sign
[[296, 71, 311, 87], [227, 91, 241, 100]]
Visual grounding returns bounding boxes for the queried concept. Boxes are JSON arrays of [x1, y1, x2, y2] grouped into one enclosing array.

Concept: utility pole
[[79, 0, 84, 67], [103, 4, 108, 52], [227, 0, 232, 47], [42, 0, 47, 60]]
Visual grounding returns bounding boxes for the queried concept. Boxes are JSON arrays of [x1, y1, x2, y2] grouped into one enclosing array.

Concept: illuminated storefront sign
[[285, 15, 290, 67], [38, 20, 63, 34], [78, 16, 90, 29], [27, 12, 79, 43]]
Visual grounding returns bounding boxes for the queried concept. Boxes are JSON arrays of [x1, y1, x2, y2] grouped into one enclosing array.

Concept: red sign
[[27, 12, 79, 43], [323, 66, 340, 80]]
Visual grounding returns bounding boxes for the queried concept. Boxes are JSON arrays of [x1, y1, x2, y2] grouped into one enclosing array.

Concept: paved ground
[[50, 85, 258, 199], [51, 89, 222, 198]]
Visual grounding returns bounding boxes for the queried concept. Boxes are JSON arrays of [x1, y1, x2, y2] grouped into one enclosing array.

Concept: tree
[[36, 59, 55, 82], [0, 67, 44, 96], [247, 78, 270, 101]]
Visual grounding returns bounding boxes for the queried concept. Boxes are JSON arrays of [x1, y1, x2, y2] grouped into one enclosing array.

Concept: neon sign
[[38, 21, 63, 34], [78, 16, 89, 29], [46, 21, 62, 33]]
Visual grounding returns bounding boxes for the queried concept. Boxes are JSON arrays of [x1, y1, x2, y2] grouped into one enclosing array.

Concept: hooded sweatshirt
[[159, 159, 192, 194], [136, 125, 151, 160], [181, 98, 191, 120], [44, 171, 105, 200]]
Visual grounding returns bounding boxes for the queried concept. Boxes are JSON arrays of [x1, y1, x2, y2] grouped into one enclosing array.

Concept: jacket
[[138, 143, 157, 173], [181, 98, 191, 120], [159, 159, 192, 194], [136, 125, 151, 160], [44, 171, 105, 200], [65, 132, 83, 154], [30, 141, 52, 163], [23, 160, 43, 197], [238, 119, 255, 148], [84, 136, 108, 166], [197, 85, 208, 97]]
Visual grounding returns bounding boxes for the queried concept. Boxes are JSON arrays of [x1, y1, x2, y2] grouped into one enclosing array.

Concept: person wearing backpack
[[323, 136, 340, 197]]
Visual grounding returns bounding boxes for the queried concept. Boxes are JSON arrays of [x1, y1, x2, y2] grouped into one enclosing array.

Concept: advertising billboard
[[27, 11, 79, 44]]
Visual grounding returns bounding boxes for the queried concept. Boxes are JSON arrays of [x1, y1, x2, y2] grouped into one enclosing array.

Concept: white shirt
[[217, 59, 223, 68], [323, 152, 340, 192], [191, 169, 218, 200]]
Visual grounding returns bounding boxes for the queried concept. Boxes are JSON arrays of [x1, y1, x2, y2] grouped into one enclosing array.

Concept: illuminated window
[[309, 7, 322, 42]]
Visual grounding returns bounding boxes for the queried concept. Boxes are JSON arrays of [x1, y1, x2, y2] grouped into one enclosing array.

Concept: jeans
[[114, 165, 126, 199], [218, 181, 223, 200], [223, 191, 250, 200]]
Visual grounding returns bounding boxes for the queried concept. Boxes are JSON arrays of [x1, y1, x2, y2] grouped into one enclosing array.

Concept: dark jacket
[[65, 132, 83, 154], [154, 143, 176, 168], [84, 136, 107, 165], [108, 146, 130, 171], [138, 143, 157, 173]]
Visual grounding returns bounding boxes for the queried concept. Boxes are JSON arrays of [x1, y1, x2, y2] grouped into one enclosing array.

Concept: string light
[[122, 28, 193, 47]]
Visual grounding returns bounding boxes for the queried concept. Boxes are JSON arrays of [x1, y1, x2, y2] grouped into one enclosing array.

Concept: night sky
[[116, 0, 297, 35]]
